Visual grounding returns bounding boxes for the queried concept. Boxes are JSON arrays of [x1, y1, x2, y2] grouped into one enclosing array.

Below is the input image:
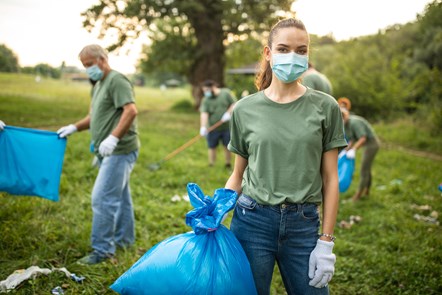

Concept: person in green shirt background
[[57, 44, 140, 265], [225, 18, 347, 294], [199, 80, 236, 168], [340, 106, 380, 201], [301, 62, 333, 95]]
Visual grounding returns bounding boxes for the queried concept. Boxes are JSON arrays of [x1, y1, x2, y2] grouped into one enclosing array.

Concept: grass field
[[0, 73, 441, 294]]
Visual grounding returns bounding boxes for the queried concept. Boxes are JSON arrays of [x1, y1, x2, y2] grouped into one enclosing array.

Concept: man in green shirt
[[301, 63, 333, 95], [341, 107, 380, 201], [199, 80, 236, 168], [57, 44, 140, 264]]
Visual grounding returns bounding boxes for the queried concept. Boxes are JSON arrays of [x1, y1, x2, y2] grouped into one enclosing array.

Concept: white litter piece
[[339, 215, 362, 229], [171, 194, 190, 202], [0, 266, 74, 292], [413, 214, 439, 225], [410, 204, 432, 211], [171, 195, 181, 202]]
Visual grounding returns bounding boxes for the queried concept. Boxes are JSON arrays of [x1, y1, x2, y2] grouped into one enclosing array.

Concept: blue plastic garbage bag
[[0, 126, 67, 201], [338, 150, 355, 193], [110, 183, 258, 295]]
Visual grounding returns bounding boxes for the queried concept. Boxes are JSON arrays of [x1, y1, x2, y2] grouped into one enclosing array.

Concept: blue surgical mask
[[271, 52, 309, 83], [204, 91, 212, 98], [86, 64, 104, 81]]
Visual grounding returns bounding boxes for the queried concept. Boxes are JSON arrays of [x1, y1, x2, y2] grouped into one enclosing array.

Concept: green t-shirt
[[302, 72, 333, 95], [90, 70, 140, 156], [345, 115, 378, 143], [199, 88, 236, 131], [228, 89, 347, 205]]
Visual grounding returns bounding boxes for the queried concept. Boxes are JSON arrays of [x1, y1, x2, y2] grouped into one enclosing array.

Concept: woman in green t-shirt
[[340, 107, 380, 201], [225, 18, 347, 294]]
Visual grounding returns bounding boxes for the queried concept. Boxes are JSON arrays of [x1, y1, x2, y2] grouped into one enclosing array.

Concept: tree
[[21, 63, 61, 79], [415, 0, 442, 70], [0, 44, 19, 73], [82, 0, 294, 103]]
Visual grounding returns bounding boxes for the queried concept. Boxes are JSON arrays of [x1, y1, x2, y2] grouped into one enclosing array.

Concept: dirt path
[[382, 142, 442, 161]]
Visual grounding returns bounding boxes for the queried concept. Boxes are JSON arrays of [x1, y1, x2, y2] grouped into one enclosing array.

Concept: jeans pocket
[[301, 204, 319, 220], [236, 194, 257, 210]]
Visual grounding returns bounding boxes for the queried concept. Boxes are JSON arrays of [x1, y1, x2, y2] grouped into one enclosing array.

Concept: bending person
[[340, 107, 380, 201]]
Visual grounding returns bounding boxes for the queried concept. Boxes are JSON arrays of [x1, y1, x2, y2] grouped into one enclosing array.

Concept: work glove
[[221, 112, 231, 122], [200, 126, 208, 137], [98, 135, 119, 157], [57, 124, 77, 138], [346, 149, 356, 159], [0, 120, 5, 131], [308, 239, 336, 288]]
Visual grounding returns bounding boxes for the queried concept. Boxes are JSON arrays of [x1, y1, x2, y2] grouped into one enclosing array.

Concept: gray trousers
[[358, 139, 380, 191]]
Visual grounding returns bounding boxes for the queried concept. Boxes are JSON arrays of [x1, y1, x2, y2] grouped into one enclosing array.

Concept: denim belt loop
[[280, 202, 301, 212]]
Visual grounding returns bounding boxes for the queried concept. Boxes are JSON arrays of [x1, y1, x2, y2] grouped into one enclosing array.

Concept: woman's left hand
[[308, 239, 336, 288]]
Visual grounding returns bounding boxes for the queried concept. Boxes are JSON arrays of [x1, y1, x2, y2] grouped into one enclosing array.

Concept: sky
[[0, 0, 434, 74]]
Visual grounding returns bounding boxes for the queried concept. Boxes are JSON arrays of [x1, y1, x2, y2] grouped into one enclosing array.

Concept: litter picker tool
[[148, 120, 225, 171]]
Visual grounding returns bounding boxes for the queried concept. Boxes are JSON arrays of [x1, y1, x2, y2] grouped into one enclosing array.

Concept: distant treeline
[[315, 0, 441, 129], [227, 1, 441, 134], [1, 1, 440, 133]]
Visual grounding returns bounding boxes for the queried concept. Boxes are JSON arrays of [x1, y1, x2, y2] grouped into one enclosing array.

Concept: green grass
[[0, 74, 441, 294]]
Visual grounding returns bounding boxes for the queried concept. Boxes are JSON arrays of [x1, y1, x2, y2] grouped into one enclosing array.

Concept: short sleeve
[[323, 102, 348, 152], [227, 108, 248, 159], [199, 97, 208, 113], [111, 74, 135, 108], [353, 121, 368, 139]]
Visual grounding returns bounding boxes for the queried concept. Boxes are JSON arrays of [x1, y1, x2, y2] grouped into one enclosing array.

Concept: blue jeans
[[91, 150, 138, 256], [230, 194, 328, 295]]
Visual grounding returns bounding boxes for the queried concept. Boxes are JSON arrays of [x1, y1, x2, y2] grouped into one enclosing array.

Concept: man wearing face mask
[[199, 80, 236, 168], [57, 44, 140, 265]]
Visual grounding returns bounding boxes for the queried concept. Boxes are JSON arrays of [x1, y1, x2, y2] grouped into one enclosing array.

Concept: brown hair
[[255, 18, 308, 91], [337, 97, 352, 111]]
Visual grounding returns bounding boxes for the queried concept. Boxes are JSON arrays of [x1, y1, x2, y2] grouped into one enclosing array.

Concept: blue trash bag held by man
[[110, 183, 258, 295], [0, 126, 67, 201], [338, 150, 355, 193]]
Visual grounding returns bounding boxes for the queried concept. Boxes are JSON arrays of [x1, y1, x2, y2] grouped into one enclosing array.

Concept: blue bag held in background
[[0, 126, 67, 201], [110, 183, 258, 295], [338, 150, 355, 193]]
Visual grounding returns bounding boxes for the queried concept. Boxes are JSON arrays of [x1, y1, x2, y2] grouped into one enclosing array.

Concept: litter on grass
[[339, 215, 362, 229], [413, 214, 439, 225], [51, 286, 64, 295], [170, 194, 189, 202], [0, 266, 84, 292], [411, 204, 439, 225]]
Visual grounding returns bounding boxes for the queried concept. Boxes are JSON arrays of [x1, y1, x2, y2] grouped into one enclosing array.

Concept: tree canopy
[[0, 44, 19, 73], [82, 0, 294, 101], [314, 0, 441, 134]]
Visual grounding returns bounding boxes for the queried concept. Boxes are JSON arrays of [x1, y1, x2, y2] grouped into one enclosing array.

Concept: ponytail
[[255, 58, 272, 91]]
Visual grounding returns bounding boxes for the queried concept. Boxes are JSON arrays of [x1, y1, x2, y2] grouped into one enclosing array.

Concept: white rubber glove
[[98, 135, 119, 157], [308, 239, 336, 288], [346, 149, 356, 159], [57, 124, 77, 138], [200, 126, 208, 137], [221, 112, 231, 122], [0, 120, 5, 131]]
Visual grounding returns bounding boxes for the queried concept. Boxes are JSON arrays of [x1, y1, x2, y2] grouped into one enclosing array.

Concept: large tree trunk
[[187, 2, 225, 108]]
